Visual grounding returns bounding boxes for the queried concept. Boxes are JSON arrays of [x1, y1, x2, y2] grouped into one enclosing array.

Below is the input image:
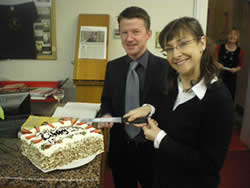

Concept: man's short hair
[[117, 6, 151, 30]]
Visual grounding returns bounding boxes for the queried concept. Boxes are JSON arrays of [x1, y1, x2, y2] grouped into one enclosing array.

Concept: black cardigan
[[153, 80, 234, 188]]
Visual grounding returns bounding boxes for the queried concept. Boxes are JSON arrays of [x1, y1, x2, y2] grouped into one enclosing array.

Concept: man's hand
[[97, 114, 114, 128]]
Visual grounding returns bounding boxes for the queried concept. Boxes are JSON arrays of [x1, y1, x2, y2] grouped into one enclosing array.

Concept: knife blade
[[79, 117, 148, 124]]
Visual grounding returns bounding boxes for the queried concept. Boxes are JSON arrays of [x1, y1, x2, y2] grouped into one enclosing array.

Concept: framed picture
[[113, 28, 120, 39], [155, 32, 161, 49], [34, 0, 56, 60]]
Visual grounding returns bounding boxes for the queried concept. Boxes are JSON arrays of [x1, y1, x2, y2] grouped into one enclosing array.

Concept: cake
[[20, 116, 104, 172]]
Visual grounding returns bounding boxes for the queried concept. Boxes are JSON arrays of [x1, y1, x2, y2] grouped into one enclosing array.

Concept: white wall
[[0, 0, 198, 82]]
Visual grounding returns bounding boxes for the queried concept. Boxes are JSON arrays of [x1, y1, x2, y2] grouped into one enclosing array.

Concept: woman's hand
[[97, 114, 114, 128], [133, 118, 161, 141], [123, 105, 152, 122], [217, 62, 224, 70], [231, 67, 241, 73]]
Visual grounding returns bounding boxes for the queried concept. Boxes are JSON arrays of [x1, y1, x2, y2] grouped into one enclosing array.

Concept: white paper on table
[[52, 102, 101, 119], [52, 106, 65, 117]]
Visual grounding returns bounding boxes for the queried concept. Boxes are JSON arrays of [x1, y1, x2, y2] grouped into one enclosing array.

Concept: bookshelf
[[0, 81, 60, 102]]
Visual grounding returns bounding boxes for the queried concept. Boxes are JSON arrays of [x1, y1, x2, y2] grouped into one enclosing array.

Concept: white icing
[[21, 120, 103, 157]]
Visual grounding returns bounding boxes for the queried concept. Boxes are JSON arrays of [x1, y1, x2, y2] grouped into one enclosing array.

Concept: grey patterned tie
[[125, 61, 141, 138]]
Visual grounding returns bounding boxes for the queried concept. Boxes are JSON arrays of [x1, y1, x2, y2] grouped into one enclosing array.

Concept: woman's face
[[227, 30, 239, 44], [164, 33, 206, 79]]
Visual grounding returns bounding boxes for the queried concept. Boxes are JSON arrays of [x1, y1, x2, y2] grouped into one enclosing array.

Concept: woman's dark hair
[[159, 17, 219, 93], [117, 6, 151, 31]]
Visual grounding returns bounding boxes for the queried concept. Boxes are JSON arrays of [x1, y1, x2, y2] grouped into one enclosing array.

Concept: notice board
[[73, 14, 110, 81]]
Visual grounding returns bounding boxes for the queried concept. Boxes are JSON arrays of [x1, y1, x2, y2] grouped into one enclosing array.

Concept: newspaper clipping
[[78, 26, 107, 60]]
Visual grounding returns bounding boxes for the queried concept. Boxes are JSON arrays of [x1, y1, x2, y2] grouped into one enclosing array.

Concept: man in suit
[[99, 6, 167, 188]]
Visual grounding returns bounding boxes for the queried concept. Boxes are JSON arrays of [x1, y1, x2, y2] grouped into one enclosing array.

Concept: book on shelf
[[0, 83, 27, 93], [30, 96, 47, 100], [29, 87, 56, 97]]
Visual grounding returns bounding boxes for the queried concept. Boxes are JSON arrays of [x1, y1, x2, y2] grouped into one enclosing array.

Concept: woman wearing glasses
[[124, 17, 234, 188]]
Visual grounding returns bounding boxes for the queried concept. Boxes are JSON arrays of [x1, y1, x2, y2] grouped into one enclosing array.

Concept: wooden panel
[[207, 0, 233, 44], [233, 0, 250, 109], [73, 14, 109, 81], [239, 1, 250, 148], [74, 60, 107, 81], [75, 85, 103, 103]]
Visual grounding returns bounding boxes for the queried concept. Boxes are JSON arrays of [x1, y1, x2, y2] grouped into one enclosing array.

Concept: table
[[0, 138, 103, 188]]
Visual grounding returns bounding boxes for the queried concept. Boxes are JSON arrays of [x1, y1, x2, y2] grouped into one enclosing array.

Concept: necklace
[[182, 80, 196, 93], [183, 88, 192, 93], [226, 43, 237, 52]]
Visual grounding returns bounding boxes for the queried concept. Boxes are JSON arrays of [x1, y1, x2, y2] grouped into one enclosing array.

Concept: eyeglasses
[[161, 38, 198, 56]]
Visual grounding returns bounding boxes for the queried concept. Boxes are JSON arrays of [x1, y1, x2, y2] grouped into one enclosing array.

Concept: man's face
[[119, 18, 152, 60]]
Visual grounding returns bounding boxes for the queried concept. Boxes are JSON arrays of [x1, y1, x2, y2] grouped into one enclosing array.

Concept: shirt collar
[[127, 50, 149, 69], [178, 77, 218, 100], [191, 78, 207, 99]]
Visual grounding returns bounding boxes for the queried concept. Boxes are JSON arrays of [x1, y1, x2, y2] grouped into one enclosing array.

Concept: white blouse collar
[[178, 77, 218, 100]]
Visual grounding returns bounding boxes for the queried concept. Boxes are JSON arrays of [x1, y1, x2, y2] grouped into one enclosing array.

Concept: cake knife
[[79, 117, 148, 124]]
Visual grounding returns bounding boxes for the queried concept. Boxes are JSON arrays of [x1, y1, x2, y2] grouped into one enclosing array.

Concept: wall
[[240, 1, 250, 148], [0, 0, 195, 83]]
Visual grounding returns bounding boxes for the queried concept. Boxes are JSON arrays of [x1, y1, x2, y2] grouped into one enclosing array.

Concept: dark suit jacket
[[100, 51, 167, 168]]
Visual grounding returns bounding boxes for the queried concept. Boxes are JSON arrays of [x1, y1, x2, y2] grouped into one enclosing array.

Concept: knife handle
[[122, 117, 148, 124]]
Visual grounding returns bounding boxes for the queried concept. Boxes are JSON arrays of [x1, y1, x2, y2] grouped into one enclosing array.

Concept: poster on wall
[[78, 26, 107, 60], [0, 0, 38, 59], [33, 0, 53, 56]]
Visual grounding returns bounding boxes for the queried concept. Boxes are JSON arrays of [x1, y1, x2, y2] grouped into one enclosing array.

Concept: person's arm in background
[[231, 49, 244, 73]]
